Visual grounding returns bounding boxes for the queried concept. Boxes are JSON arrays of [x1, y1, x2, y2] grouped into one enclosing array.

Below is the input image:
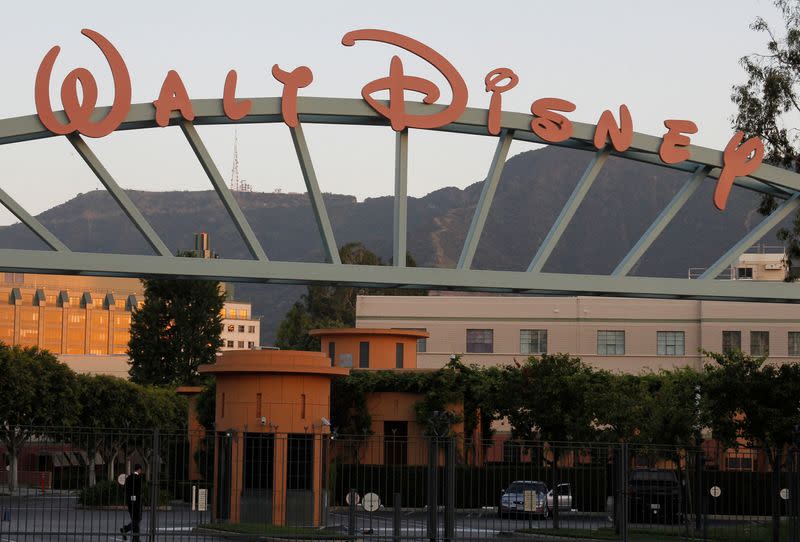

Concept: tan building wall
[[220, 301, 260, 351], [355, 295, 800, 373]]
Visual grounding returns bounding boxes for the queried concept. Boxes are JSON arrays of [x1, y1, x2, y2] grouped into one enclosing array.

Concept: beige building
[[220, 300, 260, 351], [355, 294, 800, 373]]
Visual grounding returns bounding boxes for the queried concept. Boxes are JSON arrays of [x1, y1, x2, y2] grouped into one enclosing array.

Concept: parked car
[[498, 480, 549, 517], [606, 470, 681, 525], [546, 482, 573, 511]]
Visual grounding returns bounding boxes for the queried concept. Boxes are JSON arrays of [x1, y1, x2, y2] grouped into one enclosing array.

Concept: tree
[[703, 350, 800, 542], [128, 277, 225, 386], [0, 344, 79, 491], [732, 0, 800, 273], [276, 242, 425, 350]]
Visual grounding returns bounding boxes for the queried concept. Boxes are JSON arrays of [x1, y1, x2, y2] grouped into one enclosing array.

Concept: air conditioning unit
[[765, 263, 783, 270]]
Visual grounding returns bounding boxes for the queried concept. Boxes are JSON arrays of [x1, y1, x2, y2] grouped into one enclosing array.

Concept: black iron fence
[[0, 428, 799, 541]]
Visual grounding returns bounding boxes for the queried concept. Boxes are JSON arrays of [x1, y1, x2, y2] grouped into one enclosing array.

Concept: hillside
[[0, 146, 775, 343]]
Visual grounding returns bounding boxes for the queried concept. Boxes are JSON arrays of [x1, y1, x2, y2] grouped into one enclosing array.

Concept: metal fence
[[0, 428, 799, 541]]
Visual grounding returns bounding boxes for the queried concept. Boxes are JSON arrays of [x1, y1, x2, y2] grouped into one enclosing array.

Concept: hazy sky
[[0, 0, 785, 225]]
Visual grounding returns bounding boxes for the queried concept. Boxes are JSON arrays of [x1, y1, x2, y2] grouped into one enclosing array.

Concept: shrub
[[79, 480, 171, 507]]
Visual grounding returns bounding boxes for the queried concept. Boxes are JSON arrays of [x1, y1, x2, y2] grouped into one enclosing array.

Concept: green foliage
[[276, 242, 426, 350], [0, 343, 80, 491], [732, 1, 800, 274], [195, 380, 216, 431], [78, 479, 170, 507], [128, 276, 225, 386]]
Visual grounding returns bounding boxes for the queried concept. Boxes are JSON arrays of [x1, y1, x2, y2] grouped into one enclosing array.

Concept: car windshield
[[507, 482, 546, 493]]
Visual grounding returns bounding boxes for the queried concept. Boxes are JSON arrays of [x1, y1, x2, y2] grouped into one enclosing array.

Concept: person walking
[[120, 464, 143, 541]]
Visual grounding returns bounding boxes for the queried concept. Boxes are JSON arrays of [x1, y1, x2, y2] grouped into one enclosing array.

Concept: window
[[597, 330, 625, 355], [243, 433, 274, 491], [750, 331, 769, 356], [227, 324, 234, 332], [417, 337, 427, 353], [790, 332, 800, 356], [247, 341, 254, 348], [727, 456, 754, 470], [359, 341, 370, 368], [239, 309, 248, 319], [520, 329, 547, 354], [502, 441, 521, 463], [657, 331, 685, 356], [238, 341, 245, 348], [287, 434, 314, 490], [395, 343, 404, 369], [227, 340, 234, 348], [737, 267, 753, 279], [328, 342, 336, 367], [722, 331, 741, 354], [238, 325, 245, 333], [248, 325, 256, 333], [466, 329, 493, 353], [384, 421, 408, 465]]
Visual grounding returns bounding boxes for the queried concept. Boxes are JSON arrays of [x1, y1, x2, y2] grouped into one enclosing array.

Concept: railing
[[0, 428, 799, 541]]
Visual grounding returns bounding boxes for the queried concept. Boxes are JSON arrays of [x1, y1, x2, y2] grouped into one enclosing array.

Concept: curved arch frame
[[0, 97, 799, 303]]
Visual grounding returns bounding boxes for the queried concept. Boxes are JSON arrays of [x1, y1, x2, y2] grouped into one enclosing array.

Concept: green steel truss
[[1, 97, 799, 303]]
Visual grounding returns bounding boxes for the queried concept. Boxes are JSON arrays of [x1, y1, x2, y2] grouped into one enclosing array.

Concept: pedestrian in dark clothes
[[120, 463, 143, 541]]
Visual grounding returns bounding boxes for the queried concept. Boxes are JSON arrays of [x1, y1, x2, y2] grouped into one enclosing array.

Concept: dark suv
[[628, 470, 681, 524]]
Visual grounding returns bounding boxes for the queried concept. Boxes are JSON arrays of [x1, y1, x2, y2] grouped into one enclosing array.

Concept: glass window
[[286, 434, 313, 490], [247, 341, 254, 348], [238, 325, 245, 333], [328, 342, 336, 367], [359, 341, 370, 368], [750, 331, 769, 356], [466, 329, 493, 353], [227, 340, 234, 348], [227, 324, 234, 332], [737, 267, 753, 279], [657, 331, 685, 356], [722, 331, 741, 354], [239, 309, 248, 319], [417, 337, 427, 353], [597, 330, 625, 355], [395, 343, 404, 369], [248, 325, 256, 333], [237, 340, 245, 349], [789, 332, 800, 356], [520, 329, 547, 355]]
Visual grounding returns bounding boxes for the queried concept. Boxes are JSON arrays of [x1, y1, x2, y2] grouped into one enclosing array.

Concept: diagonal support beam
[[289, 123, 341, 264], [699, 192, 800, 279], [0, 186, 69, 252], [613, 165, 711, 276], [68, 134, 172, 257], [180, 121, 268, 261], [527, 148, 610, 272], [394, 129, 408, 267], [458, 130, 514, 270]]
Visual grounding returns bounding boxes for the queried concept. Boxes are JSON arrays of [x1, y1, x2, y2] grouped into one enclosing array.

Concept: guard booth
[[199, 349, 348, 525]]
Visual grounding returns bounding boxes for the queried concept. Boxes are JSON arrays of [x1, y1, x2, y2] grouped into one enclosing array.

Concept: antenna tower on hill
[[230, 130, 241, 191]]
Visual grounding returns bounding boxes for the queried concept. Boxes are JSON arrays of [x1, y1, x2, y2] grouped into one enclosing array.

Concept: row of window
[[226, 324, 256, 333], [225, 340, 255, 349], [327, 341, 406, 368], [463, 329, 797, 356]]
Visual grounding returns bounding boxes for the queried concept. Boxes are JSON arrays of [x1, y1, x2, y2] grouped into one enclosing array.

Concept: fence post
[[348, 488, 357, 541], [149, 428, 160, 541], [619, 443, 628, 542], [792, 446, 799, 542], [393, 492, 402, 542], [427, 437, 438, 542], [552, 446, 559, 529], [444, 437, 455, 542]]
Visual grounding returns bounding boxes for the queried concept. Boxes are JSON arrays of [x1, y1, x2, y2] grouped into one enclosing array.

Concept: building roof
[[309, 328, 429, 339], [199, 349, 349, 377]]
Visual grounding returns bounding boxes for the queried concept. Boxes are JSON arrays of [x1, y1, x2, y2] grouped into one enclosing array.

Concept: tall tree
[[276, 242, 425, 350], [703, 349, 800, 542], [128, 277, 225, 386], [0, 344, 79, 491], [732, 0, 800, 272]]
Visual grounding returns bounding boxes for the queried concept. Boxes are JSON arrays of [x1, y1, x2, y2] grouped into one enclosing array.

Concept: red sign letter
[[35, 29, 131, 138], [659, 119, 697, 164], [714, 131, 765, 211], [153, 70, 195, 127], [271, 65, 313, 128], [223, 70, 252, 121], [484, 68, 518, 135], [342, 29, 468, 131], [530, 98, 575, 143], [594, 105, 633, 152]]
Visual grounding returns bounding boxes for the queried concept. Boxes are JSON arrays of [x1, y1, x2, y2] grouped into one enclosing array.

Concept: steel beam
[[613, 165, 711, 276], [289, 123, 341, 264], [2, 247, 800, 302], [180, 121, 269, 261], [0, 186, 68, 252], [394, 129, 408, 267], [528, 148, 610, 272], [68, 134, 172, 257], [699, 193, 800, 279], [458, 130, 513, 270]]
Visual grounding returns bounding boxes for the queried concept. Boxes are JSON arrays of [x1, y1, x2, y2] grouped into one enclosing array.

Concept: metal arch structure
[[2, 96, 800, 303]]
